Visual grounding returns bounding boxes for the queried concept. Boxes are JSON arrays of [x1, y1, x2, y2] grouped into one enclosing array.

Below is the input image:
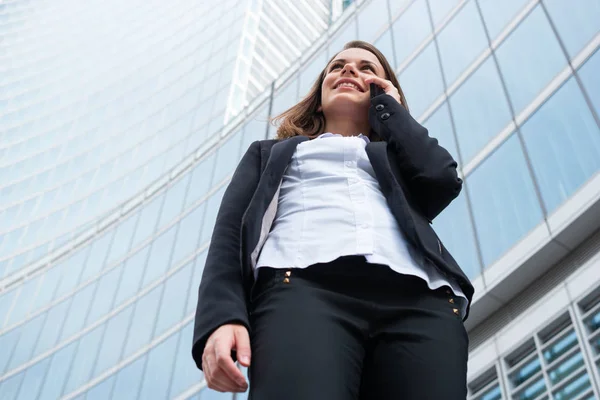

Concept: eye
[[329, 63, 342, 71], [361, 65, 375, 72]]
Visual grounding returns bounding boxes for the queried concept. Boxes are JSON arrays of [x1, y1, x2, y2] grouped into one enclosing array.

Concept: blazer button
[[380, 112, 391, 120], [375, 104, 385, 111]]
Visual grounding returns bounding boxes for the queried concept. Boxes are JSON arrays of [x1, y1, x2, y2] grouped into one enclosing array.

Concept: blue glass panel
[[495, 5, 567, 115], [87, 266, 122, 323], [241, 108, 270, 148], [30, 264, 61, 313], [79, 231, 113, 284], [437, 0, 488, 86], [0, 371, 24, 400], [7, 313, 45, 371], [553, 372, 591, 400], [132, 193, 164, 246], [200, 186, 226, 245], [392, 0, 431, 69], [93, 305, 134, 377], [6, 275, 41, 325], [374, 28, 395, 68], [544, 0, 600, 58], [105, 213, 138, 266], [184, 154, 216, 209], [521, 76, 600, 213], [212, 130, 243, 185], [270, 79, 299, 123], [423, 103, 459, 164], [467, 134, 544, 266], [548, 351, 584, 384], [138, 332, 179, 400], [171, 203, 205, 265], [60, 282, 97, 341], [398, 42, 443, 118], [298, 51, 327, 100], [15, 357, 50, 400], [517, 376, 545, 400], [142, 225, 177, 287], [122, 285, 162, 358], [475, 383, 502, 400], [202, 387, 238, 400], [478, 0, 529, 41], [433, 191, 481, 279], [155, 263, 192, 336], [54, 246, 91, 299], [357, 0, 388, 42], [578, 48, 600, 117], [158, 173, 190, 228], [114, 246, 149, 307], [450, 56, 512, 164], [0, 328, 20, 374], [33, 300, 70, 356], [510, 356, 541, 386], [0, 288, 16, 328], [85, 375, 115, 400], [169, 323, 203, 398], [63, 325, 104, 395], [428, 0, 460, 26], [38, 342, 77, 400], [111, 355, 146, 400], [328, 17, 357, 57]]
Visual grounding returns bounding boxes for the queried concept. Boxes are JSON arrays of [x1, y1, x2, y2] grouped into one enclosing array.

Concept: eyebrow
[[330, 59, 379, 69]]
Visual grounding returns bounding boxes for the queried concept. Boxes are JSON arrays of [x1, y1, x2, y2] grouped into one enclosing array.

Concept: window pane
[[34, 300, 70, 357], [172, 203, 205, 265], [8, 313, 46, 371], [467, 134, 544, 266], [399, 42, 443, 118], [114, 246, 149, 306], [87, 266, 122, 323], [93, 305, 134, 376], [15, 357, 50, 400], [544, 0, 600, 58], [142, 225, 177, 287], [433, 191, 481, 279], [0, 372, 24, 400], [185, 154, 216, 209], [138, 332, 179, 400], [478, 0, 529, 41], [6, 275, 41, 325], [106, 213, 138, 266], [38, 342, 77, 400], [392, 0, 431, 68], [80, 230, 113, 283], [63, 325, 104, 394], [373, 29, 395, 68], [579, 48, 600, 116], [298, 52, 327, 99], [187, 251, 208, 315], [271, 78, 299, 120], [212, 131, 243, 185], [169, 322, 203, 398], [328, 17, 357, 57], [495, 5, 567, 115], [437, 0, 488, 86], [521, 76, 600, 213], [200, 186, 226, 245], [111, 355, 146, 400], [56, 246, 92, 298], [155, 263, 192, 336], [60, 283, 97, 341], [357, 0, 387, 42], [122, 285, 162, 358], [132, 193, 164, 246], [450, 56, 513, 164], [424, 103, 459, 164], [85, 375, 115, 400], [428, 0, 460, 26], [158, 173, 190, 228]]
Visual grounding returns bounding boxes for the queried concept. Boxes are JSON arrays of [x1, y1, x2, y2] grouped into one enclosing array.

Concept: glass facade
[[1, 0, 599, 398]]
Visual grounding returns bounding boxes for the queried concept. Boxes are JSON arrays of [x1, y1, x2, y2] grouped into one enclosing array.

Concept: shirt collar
[[317, 132, 371, 144]]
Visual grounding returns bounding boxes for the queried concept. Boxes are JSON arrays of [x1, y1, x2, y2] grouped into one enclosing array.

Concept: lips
[[333, 79, 364, 92]]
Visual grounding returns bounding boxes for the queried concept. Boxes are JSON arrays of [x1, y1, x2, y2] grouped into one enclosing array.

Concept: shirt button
[[380, 112, 391, 120], [375, 104, 385, 111]]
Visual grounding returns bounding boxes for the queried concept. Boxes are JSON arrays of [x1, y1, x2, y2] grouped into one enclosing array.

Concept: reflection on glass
[[517, 376, 546, 400], [437, 0, 488, 86], [392, 0, 431, 68], [467, 134, 543, 266], [329, 17, 357, 57], [509, 356, 541, 387], [399, 42, 444, 118], [15, 357, 49, 400], [553, 372, 591, 399], [450, 56, 512, 164], [428, 0, 460, 27], [298, 52, 327, 100], [374, 29, 395, 68], [474, 383, 502, 400], [495, 5, 567, 115], [543, 330, 578, 363], [111, 355, 147, 399], [357, 0, 387, 42], [578, 48, 600, 117], [548, 351, 584, 384], [544, 0, 600, 58], [521, 76, 600, 213], [423, 103, 459, 163]]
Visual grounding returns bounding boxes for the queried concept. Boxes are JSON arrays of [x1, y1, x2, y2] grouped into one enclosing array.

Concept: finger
[[213, 341, 247, 387], [364, 75, 392, 89], [213, 365, 248, 392], [233, 327, 252, 367]]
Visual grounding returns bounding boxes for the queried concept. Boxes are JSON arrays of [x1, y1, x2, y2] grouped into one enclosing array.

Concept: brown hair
[[271, 40, 408, 141]]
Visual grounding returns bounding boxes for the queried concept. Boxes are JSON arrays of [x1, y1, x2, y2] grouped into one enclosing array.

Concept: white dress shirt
[[256, 133, 467, 316]]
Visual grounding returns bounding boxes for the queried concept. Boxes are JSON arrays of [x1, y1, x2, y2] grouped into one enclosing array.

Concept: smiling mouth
[[334, 82, 363, 92]]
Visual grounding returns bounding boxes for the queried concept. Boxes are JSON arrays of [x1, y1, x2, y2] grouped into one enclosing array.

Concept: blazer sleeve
[[191, 140, 261, 370], [368, 94, 462, 221]]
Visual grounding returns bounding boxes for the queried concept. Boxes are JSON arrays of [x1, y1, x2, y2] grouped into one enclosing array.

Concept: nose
[[341, 63, 358, 76]]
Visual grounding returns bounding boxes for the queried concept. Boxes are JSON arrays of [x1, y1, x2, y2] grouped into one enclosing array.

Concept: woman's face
[[320, 48, 385, 116]]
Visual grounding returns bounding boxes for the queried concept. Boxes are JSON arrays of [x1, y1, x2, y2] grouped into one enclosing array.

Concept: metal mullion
[[547, 364, 587, 392], [540, 324, 576, 353], [581, 301, 600, 322], [471, 377, 500, 398], [571, 387, 594, 400], [506, 351, 539, 375], [545, 345, 579, 371], [571, 301, 600, 397], [510, 369, 544, 396]]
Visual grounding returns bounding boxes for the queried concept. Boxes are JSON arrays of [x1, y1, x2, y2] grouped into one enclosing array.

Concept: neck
[[323, 117, 370, 138]]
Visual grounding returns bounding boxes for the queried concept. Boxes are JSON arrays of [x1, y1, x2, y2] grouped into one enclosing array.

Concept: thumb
[[233, 326, 252, 367]]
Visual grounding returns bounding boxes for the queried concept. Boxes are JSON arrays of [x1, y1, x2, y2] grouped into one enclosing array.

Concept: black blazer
[[192, 94, 475, 369]]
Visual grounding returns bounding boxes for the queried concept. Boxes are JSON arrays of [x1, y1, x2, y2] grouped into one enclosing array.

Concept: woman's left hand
[[364, 76, 401, 105]]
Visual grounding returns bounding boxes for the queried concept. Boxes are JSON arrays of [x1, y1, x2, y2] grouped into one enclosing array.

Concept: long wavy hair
[[271, 40, 408, 141]]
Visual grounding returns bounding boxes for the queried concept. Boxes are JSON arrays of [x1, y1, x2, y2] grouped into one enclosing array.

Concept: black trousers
[[248, 256, 469, 400]]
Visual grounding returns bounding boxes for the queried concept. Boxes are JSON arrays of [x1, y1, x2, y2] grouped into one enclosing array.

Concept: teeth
[[336, 82, 360, 91]]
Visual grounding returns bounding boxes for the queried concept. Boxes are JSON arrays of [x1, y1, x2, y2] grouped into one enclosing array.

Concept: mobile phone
[[369, 82, 385, 99]]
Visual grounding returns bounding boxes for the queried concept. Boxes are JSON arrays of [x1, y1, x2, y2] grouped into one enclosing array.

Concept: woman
[[192, 41, 474, 399]]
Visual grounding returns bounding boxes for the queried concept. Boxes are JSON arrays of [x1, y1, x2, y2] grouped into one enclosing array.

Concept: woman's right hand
[[202, 324, 251, 393]]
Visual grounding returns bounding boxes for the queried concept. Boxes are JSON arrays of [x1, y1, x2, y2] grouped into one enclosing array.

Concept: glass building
[[0, 0, 599, 399]]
